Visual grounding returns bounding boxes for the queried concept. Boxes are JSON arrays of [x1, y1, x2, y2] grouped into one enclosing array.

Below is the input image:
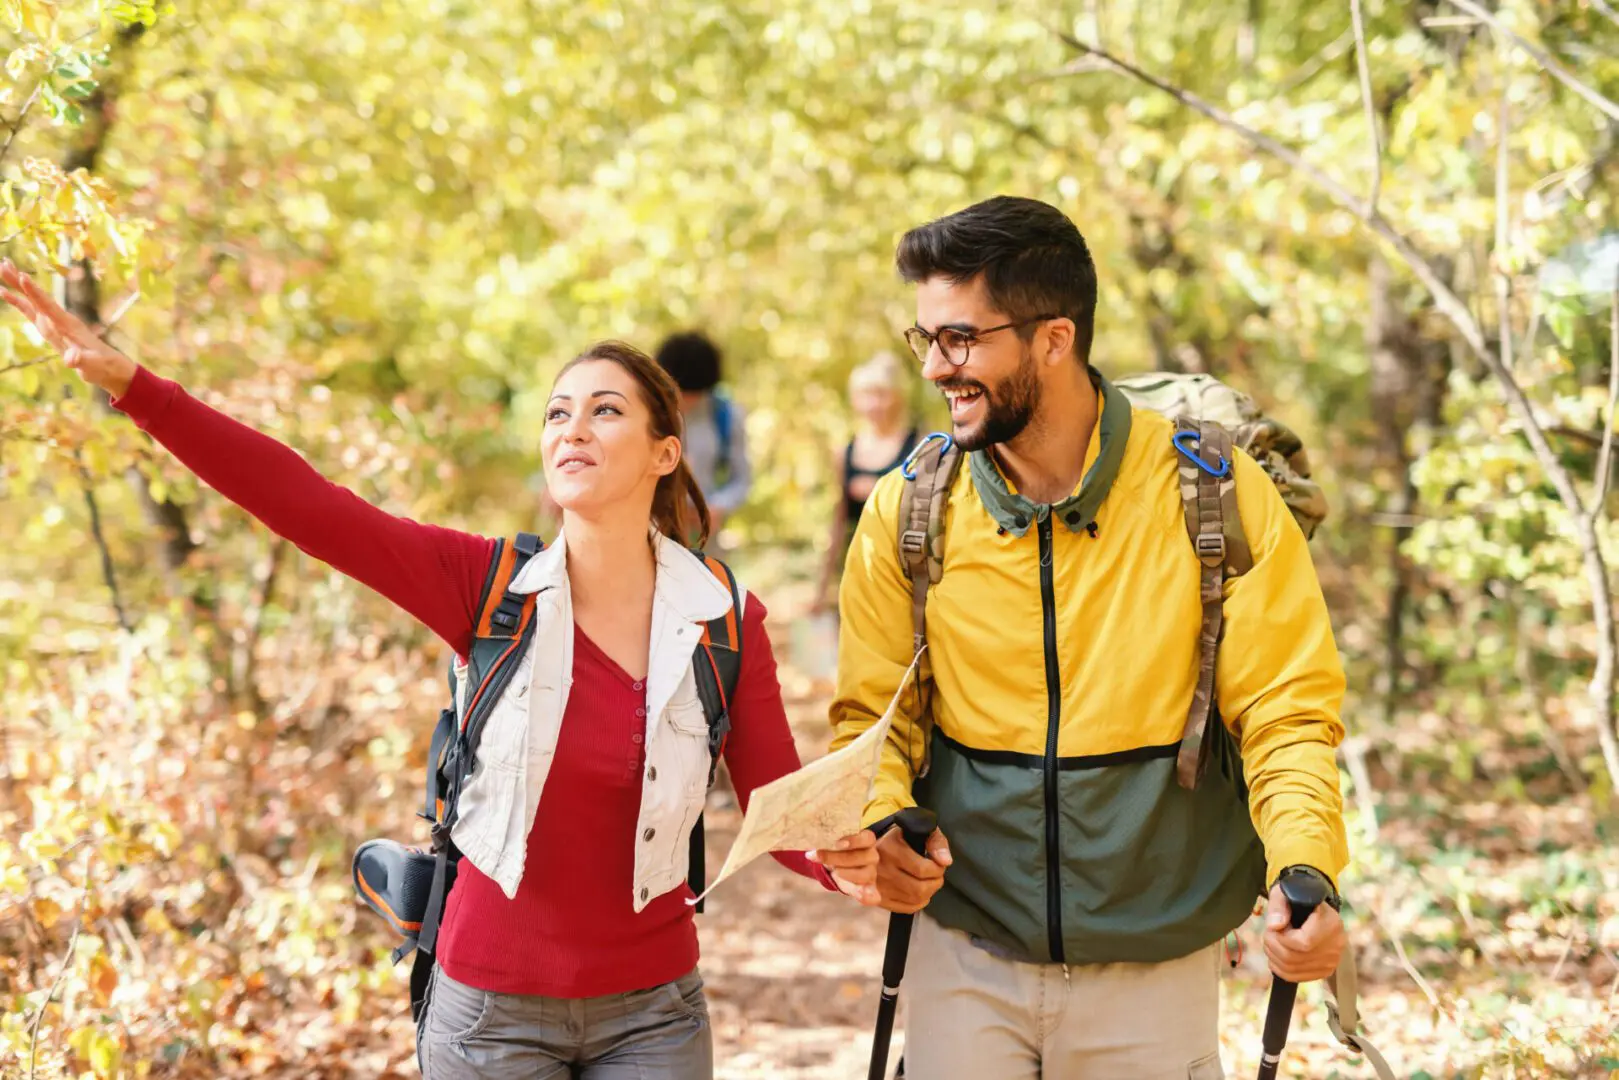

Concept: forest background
[[1, 1, 1617, 1077]]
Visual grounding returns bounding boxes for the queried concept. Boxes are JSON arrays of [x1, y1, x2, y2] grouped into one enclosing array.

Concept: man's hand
[[873, 823, 951, 914], [808, 829, 882, 906], [1262, 882, 1346, 983]]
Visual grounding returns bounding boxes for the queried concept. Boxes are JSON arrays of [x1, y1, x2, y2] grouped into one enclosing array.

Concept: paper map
[[687, 649, 924, 906]]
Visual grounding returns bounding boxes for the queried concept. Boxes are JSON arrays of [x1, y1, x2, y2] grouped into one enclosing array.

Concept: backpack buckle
[[900, 529, 926, 557], [1196, 531, 1226, 561]]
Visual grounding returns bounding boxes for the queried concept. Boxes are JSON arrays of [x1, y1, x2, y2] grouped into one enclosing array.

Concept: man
[[829, 196, 1348, 1078], [654, 331, 753, 540]]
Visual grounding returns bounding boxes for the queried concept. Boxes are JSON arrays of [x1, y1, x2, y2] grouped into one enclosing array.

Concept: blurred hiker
[[1, 262, 881, 1080], [828, 197, 1349, 1079], [655, 331, 751, 547], [812, 350, 918, 614]]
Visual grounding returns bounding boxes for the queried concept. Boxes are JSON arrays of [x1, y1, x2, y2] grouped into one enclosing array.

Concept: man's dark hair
[[896, 195, 1097, 364], [654, 331, 723, 393]]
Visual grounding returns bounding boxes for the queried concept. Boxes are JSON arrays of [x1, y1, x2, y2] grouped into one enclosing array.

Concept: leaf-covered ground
[[5, 593, 1617, 1079]]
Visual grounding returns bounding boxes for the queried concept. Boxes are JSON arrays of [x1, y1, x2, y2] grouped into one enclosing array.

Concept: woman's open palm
[[0, 260, 136, 397]]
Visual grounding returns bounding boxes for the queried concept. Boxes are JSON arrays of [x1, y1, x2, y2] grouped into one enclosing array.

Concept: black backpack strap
[[687, 554, 746, 912], [414, 533, 544, 963]]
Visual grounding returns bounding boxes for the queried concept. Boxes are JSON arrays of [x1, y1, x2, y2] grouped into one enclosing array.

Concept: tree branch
[[1592, 0, 1619, 31], [0, 356, 53, 377], [1595, 276, 1619, 523], [1495, 73, 1513, 373], [1277, 29, 1354, 96], [78, 457, 132, 632], [0, 82, 45, 170], [1349, 0, 1382, 215], [1441, 0, 1619, 122], [1052, 31, 1586, 520], [1053, 29, 1619, 789], [27, 866, 88, 1080]]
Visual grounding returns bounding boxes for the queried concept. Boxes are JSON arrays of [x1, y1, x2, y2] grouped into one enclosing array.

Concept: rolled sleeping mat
[[352, 838, 452, 940]]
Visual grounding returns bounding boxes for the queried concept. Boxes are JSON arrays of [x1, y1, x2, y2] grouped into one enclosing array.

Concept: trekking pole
[[1255, 868, 1330, 1080], [866, 807, 938, 1080]]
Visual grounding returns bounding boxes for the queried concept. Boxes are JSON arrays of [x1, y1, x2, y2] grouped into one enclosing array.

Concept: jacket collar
[[968, 371, 1133, 539], [506, 526, 734, 623]]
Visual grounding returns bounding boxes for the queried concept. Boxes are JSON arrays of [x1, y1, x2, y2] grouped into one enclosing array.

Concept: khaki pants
[[902, 914, 1225, 1080]]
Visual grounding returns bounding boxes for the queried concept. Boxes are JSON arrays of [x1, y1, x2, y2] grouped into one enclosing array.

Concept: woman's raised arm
[[1, 261, 495, 655]]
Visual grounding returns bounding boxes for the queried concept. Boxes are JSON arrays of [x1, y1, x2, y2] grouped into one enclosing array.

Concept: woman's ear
[[652, 435, 681, 478]]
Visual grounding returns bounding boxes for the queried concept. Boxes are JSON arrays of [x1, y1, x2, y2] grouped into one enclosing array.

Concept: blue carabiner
[[1172, 430, 1231, 478], [900, 432, 956, 481]]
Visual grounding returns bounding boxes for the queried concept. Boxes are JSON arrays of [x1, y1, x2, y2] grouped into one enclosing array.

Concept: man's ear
[[1040, 318, 1077, 367]]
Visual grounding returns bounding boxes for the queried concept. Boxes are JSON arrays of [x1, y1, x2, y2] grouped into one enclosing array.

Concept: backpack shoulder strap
[[688, 554, 745, 912], [1172, 419, 1239, 791], [415, 532, 544, 961], [462, 532, 545, 739], [693, 554, 744, 772], [897, 433, 963, 656]]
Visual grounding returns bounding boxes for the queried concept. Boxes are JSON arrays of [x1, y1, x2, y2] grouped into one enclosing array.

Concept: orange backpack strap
[[688, 553, 745, 912], [414, 533, 543, 964]]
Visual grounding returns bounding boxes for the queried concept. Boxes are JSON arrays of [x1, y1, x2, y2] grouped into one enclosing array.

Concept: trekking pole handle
[[1255, 868, 1329, 1080], [878, 808, 937, 989], [891, 806, 937, 857]]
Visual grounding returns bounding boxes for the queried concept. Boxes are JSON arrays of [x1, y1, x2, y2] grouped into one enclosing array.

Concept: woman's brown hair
[[556, 341, 713, 550]]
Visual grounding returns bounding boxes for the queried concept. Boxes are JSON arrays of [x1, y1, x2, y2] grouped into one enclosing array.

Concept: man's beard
[[942, 347, 1040, 452]]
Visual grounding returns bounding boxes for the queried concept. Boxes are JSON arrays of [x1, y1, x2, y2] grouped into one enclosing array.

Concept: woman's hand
[[807, 829, 883, 906], [0, 260, 136, 397]]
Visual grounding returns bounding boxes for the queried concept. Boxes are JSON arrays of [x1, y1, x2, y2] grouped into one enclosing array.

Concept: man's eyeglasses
[[903, 315, 1059, 367]]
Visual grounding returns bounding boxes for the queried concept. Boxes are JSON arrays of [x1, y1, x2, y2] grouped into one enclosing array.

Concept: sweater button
[[633, 681, 643, 691], [632, 733, 643, 744], [643, 827, 656, 842], [635, 707, 645, 718]]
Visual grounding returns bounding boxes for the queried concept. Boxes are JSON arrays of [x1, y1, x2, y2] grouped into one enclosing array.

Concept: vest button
[[643, 828, 656, 842]]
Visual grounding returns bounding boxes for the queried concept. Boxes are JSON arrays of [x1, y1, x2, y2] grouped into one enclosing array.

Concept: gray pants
[[417, 967, 713, 1079]]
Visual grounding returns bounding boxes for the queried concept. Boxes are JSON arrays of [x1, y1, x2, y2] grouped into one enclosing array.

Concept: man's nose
[[920, 341, 954, 382]]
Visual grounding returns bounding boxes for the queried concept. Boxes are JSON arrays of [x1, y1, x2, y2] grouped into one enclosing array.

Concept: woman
[[813, 351, 918, 612], [0, 262, 881, 1080]]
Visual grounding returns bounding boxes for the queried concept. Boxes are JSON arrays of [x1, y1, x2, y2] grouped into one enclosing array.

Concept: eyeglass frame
[[903, 314, 1062, 367]]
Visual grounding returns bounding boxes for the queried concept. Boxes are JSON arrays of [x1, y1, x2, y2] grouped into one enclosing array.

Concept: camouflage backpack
[[896, 370, 1395, 1080]]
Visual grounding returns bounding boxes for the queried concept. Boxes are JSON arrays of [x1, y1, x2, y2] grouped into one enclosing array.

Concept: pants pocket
[[1188, 1050, 1225, 1079], [426, 968, 497, 1045], [662, 971, 709, 1023]]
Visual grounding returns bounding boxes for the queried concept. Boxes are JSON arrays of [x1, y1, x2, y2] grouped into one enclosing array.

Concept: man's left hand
[[1261, 882, 1346, 982]]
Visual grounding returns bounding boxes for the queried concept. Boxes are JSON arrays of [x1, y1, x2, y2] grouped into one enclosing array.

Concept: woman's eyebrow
[[547, 389, 629, 403]]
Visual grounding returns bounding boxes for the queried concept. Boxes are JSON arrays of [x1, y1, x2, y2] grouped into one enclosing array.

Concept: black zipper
[[1037, 515, 1065, 964]]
